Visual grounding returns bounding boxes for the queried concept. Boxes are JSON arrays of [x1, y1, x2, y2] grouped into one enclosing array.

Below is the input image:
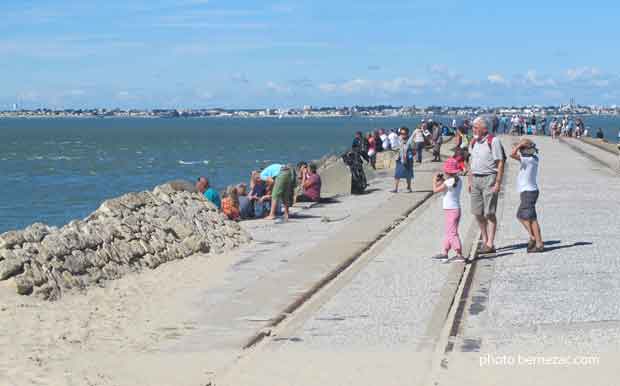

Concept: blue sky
[[2, 0, 619, 108]]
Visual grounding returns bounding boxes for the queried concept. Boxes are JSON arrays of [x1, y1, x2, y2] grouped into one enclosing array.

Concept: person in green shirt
[[196, 176, 221, 209]]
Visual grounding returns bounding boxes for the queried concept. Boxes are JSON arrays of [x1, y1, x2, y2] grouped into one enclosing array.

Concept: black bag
[[342, 150, 368, 194]]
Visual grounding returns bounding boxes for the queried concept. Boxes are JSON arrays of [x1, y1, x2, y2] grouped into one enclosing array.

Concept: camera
[[436, 173, 444, 180]]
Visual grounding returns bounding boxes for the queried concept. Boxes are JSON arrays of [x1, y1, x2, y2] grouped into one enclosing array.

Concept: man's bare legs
[[476, 215, 489, 246], [477, 214, 498, 250], [282, 203, 289, 221], [265, 199, 278, 220], [486, 214, 497, 248]]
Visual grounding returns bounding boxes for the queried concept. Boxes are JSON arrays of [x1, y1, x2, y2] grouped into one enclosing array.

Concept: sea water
[[0, 116, 618, 233]]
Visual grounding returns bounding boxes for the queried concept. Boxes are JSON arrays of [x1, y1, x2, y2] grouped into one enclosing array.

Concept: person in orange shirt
[[221, 186, 241, 221]]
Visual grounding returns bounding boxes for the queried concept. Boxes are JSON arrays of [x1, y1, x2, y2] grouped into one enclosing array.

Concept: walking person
[[510, 139, 544, 252], [412, 125, 426, 163], [432, 158, 465, 262], [468, 116, 506, 256], [367, 132, 377, 170], [431, 123, 443, 162], [391, 127, 414, 193]]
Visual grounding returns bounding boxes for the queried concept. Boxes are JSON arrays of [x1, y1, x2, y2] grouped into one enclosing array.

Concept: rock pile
[[0, 180, 251, 300]]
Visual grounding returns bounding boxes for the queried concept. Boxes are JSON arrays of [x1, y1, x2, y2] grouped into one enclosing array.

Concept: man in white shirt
[[388, 129, 400, 150], [379, 129, 389, 151], [510, 138, 543, 252], [468, 116, 505, 255]]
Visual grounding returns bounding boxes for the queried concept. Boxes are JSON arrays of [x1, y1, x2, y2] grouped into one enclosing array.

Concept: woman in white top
[[432, 158, 465, 262]]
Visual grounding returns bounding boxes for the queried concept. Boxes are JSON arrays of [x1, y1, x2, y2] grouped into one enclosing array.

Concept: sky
[[1, 0, 620, 109]]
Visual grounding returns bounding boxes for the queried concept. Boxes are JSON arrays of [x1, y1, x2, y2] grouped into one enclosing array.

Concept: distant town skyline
[[2, 0, 619, 109], [3, 103, 618, 119]]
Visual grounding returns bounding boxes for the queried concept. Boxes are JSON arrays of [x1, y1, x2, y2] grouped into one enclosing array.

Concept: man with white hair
[[468, 115, 506, 255]]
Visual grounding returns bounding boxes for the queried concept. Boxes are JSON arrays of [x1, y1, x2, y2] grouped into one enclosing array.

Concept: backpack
[[473, 134, 507, 161]]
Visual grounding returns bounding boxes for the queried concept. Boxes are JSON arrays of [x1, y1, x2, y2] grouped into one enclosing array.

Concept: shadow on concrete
[[543, 241, 593, 252], [355, 188, 381, 195], [496, 240, 592, 253], [318, 197, 341, 204], [474, 252, 514, 261], [497, 240, 562, 252], [288, 213, 323, 220]]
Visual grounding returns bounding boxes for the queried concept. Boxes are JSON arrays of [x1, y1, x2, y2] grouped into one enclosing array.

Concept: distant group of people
[[196, 162, 322, 221], [353, 119, 448, 171]]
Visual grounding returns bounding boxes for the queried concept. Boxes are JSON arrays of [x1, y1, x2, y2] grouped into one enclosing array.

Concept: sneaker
[[444, 255, 466, 263], [527, 239, 536, 250], [432, 253, 449, 260], [478, 245, 496, 254]]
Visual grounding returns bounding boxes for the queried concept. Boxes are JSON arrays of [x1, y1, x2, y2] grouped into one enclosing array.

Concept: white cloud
[[487, 73, 507, 85], [266, 81, 291, 94], [522, 70, 556, 87], [566, 66, 600, 81], [318, 77, 427, 95]]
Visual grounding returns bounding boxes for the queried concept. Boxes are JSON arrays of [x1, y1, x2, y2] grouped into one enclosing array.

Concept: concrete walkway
[[156, 158, 447, 377], [216, 136, 620, 386], [437, 136, 620, 386], [215, 167, 477, 386]]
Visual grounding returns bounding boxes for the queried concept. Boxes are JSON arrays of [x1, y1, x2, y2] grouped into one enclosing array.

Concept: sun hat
[[443, 158, 461, 174]]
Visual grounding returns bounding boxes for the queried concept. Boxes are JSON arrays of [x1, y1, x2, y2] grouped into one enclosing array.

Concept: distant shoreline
[[1, 113, 620, 120]]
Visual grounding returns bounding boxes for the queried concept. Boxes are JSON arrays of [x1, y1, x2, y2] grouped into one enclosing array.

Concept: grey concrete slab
[[153, 159, 445, 358], [436, 136, 620, 386]]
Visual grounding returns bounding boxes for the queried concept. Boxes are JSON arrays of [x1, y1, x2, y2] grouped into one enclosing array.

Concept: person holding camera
[[432, 158, 465, 262], [510, 138, 544, 253]]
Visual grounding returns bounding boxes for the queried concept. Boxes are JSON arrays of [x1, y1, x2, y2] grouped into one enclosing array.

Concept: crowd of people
[[494, 114, 610, 140], [353, 119, 449, 170], [347, 114, 548, 262], [196, 162, 322, 222], [194, 114, 616, 242]]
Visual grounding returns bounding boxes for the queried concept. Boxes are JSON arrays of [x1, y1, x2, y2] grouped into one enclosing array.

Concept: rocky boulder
[[0, 180, 250, 300]]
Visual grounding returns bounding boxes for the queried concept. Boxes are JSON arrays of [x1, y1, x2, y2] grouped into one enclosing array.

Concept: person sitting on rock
[[221, 186, 241, 221], [196, 176, 221, 209]]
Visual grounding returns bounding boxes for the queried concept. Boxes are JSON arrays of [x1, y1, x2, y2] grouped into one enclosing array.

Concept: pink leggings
[[443, 208, 462, 253]]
